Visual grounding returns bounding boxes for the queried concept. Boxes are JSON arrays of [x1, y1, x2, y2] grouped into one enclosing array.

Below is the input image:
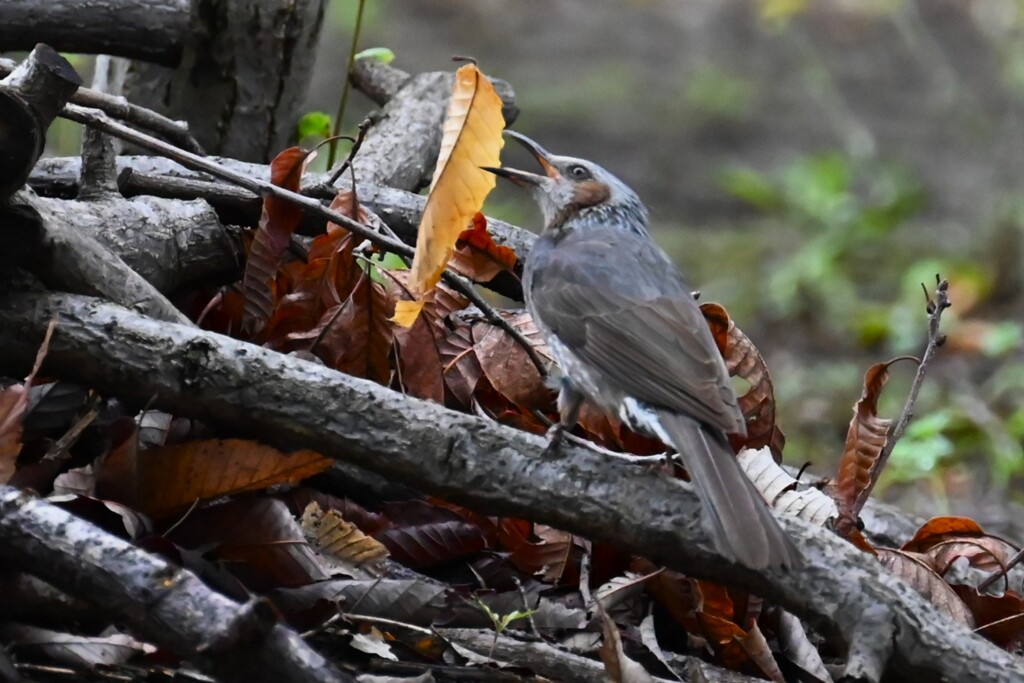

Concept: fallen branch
[[2, 192, 193, 326], [2, 191, 239, 294], [0, 56, 203, 155], [0, 487, 352, 683], [29, 155, 537, 259], [0, 292, 1019, 683]]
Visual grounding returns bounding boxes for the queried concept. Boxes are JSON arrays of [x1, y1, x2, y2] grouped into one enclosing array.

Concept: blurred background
[[37, 0, 1024, 536], [307, 0, 1024, 533]]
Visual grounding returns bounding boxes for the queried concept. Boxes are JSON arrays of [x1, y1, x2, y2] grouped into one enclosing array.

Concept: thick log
[[0, 45, 81, 199], [123, 0, 328, 161], [1, 192, 193, 325], [0, 487, 352, 683], [0, 292, 1019, 683], [0, 1, 187, 66]]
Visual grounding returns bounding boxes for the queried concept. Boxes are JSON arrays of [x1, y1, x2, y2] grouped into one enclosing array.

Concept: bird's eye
[[567, 164, 591, 180]]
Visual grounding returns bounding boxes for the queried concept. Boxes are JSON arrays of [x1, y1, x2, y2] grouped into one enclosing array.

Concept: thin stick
[[977, 546, 1024, 593], [0, 57, 203, 154], [339, 613, 433, 636], [60, 103, 548, 376], [327, 0, 367, 168], [40, 394, 102, 463], [851, 276, 951, 519], [328, 118, 372, 186]]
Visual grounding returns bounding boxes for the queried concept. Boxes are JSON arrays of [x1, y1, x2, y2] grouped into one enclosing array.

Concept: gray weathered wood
[[124, 0, 329, 161], [0, 487, 352, 683], [0, 292, 1019, 683], [0, 0, 187, 66]]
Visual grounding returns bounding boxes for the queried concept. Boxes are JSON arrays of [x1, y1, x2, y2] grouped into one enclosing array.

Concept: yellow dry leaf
[[395, 63, 505, 327], [391, 299, 424, 327], [301, 502, 389, 570]]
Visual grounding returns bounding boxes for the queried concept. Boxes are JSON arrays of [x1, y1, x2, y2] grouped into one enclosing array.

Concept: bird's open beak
[[482, 130, 559, 187]]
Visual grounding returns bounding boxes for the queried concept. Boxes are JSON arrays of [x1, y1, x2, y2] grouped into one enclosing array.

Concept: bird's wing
[[528, 228, 745, 435]]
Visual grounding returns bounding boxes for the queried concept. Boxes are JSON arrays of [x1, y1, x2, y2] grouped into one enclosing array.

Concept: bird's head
[[484, 131, 649, 236]]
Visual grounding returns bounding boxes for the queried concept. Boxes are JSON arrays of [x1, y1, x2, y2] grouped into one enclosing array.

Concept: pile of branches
[[0, 45, 1022, 683]]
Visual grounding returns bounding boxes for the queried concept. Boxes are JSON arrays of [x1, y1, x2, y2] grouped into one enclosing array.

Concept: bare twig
[[338, 613, 432, 636], [328, 118, 372, 186], [851, 276, 951, 519], [513, 577, 542, 640], [40, 393, 101, 463], [0, 57, 203, 154]]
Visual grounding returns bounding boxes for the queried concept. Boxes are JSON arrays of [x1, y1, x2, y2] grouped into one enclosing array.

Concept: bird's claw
[[541, 424, 566, 458]]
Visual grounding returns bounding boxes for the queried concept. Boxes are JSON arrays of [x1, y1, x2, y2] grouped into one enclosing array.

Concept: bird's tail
[[655, 411, 801, 570]]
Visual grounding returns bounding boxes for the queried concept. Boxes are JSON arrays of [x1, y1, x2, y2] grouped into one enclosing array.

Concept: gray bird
[[485, 131, 800, 570]]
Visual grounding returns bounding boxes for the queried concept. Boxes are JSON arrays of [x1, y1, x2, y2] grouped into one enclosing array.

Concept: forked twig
[[851, 276, 951, 519]]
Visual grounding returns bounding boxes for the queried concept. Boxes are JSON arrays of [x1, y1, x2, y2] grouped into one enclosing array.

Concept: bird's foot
[[541, 424, 567, 458], [660, 451, 679, 476]]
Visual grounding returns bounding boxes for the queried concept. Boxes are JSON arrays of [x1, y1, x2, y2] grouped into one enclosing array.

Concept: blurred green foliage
[[720, 151, 926, 346], [684, 65, 757, 123], [714, 149, 1024, 501]]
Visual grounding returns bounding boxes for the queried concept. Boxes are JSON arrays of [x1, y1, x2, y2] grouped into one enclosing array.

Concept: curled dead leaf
[[241, 147, 315, 336], [450, 212, 518, 282], [700, 303, 784, 458], [397, 63, 506, 326], [300, 501, 389, 571], [903, 516, 1020, 575], [827, 357, 915, 537], [877, 548, 974, 628]]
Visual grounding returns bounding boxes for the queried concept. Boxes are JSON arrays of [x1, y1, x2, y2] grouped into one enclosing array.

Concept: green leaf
[[718, 167, 780, 211], [355, 47, 395, 64], [297, 111, 332, 140], [498, 609, 536, 631]]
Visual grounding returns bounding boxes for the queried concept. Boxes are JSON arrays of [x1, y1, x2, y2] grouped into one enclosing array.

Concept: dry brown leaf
[[391, 273, 472, 404], [700, 303, 784, 458], [168, 497, 328, 589], [472, 309, 555, 409], [902, 516, 1020, 575], [300, 502, 389, 570], [395, 63, 505, 327], [638, 561, 699, 635], [952, 585, 1024, 650], [0, 320, 55, 484], [598, 606, 655, 683], [241, 147, 315, 336], [97, 438, 332, 519], [692, 580, 752, 668], [509, 525, 578, 583], [877, 548, 975, 628], [827, 358, 914, 536], [450, 212, 518, 282]]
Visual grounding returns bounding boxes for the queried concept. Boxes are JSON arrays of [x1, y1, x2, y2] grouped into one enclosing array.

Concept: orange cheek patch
[[572, 180, 610, 207]]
